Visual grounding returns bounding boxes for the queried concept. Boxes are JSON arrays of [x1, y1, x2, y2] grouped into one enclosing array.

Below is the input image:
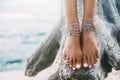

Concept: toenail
[[94, 64, 96, 66], [73, 68, 76, 70], [83, 63, 88, 67], [89, 65, 92, 68], [69, 65, 72, 67], [64, 60, 68, 64], [76, 64, 81, 69]]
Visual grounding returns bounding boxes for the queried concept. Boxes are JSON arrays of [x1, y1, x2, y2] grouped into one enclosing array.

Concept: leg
[[82, 0, 99, 68], [62, 0, 82, 70]]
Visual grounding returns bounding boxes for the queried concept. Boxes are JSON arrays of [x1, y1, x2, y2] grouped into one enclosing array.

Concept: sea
[[0, 0, 60, 72]]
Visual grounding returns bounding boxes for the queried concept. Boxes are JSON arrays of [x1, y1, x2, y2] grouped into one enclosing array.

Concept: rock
[[25, 0, 120, 80]]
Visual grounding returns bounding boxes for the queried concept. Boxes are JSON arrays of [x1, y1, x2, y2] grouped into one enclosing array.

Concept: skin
[[82, 0, 98, 68], [62, 0, 82, 70], [62, 0, 99, 70]]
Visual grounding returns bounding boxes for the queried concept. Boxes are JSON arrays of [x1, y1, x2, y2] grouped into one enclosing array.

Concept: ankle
[[65, 22, 81, 38], [66, 23, 80, 30], [81, 18, 95, 34], [82, 18, 95, 28]]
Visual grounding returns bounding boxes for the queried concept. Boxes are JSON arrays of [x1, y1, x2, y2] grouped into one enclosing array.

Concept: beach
[[0, 69, 120, 80], [0, 0, 120, 80]]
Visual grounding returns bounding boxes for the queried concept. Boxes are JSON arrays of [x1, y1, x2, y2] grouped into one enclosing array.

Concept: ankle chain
[[65, 23, 82, 37], [82, 18, 95, 32]]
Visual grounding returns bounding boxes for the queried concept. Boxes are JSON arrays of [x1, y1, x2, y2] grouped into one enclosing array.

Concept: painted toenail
[[89, 65, 92, 68], [73, 68, 76, 70], [64, 60, 68, 64], [83, 63, 88, 67], [69, 65, 72, 67], [76, 64, 81, 69]]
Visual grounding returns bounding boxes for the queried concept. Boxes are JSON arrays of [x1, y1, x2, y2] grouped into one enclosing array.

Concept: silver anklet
[[65, 23, 82, 37], [83, 18, 94, 21], [82, 18, 95, 32]]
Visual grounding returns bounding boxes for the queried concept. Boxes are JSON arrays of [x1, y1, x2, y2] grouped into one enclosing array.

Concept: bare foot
[[62, 35, 82, 70], [82, 22, 99, 68]]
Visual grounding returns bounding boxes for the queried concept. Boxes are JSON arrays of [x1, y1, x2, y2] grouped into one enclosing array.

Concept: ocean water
[[0, 0, 60, 71]]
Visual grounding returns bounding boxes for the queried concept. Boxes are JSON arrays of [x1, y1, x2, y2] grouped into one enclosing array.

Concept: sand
[[0, 69, 120, 80]]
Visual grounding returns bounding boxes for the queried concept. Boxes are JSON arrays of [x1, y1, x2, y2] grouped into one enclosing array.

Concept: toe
[[72, 58, 76, 70], [89, 58, 93, 68], [83, 56, 88, 68], [69, 58, 72, 68], [76, 57, 81, 69], [65, 56, 69, 64], [87, 56, 91, 68], [62, 53, 69, 64], [91, 53, 98, 67], [90, 55, 95, 67]]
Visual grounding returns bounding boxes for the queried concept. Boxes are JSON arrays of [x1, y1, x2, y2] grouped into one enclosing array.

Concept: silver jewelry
[[82, 18, 95, 32], [66, 23, 81, 37]]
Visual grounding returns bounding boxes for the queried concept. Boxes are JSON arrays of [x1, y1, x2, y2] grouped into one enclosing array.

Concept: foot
[[62, 33, 82, 70], [82, 21, 99, 68]]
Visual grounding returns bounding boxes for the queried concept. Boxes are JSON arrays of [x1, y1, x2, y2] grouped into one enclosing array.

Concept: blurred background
[[0, 0, 60, 79], [0, 0, 60, 71]]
